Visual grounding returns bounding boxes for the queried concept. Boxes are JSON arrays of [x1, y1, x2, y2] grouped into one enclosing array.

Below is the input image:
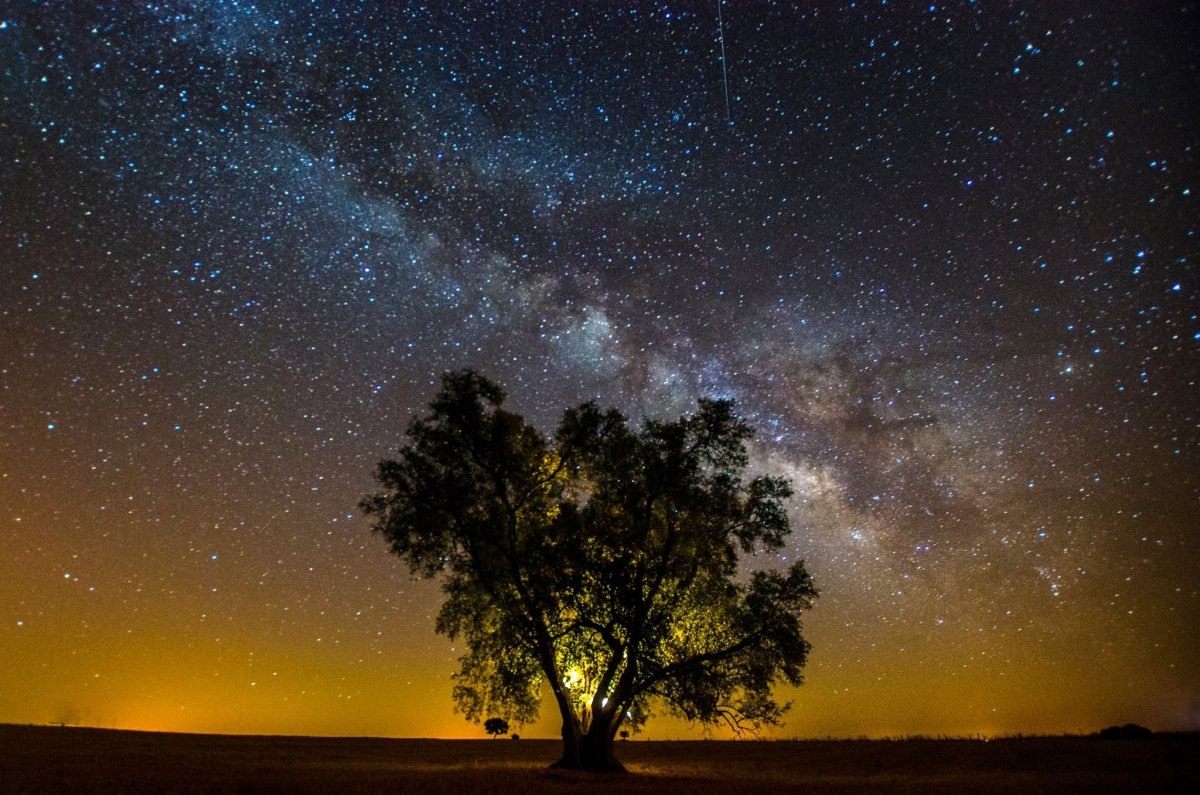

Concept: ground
[[1, 724, 1196, 793]]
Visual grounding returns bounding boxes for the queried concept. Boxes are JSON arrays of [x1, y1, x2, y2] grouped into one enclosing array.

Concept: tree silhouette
[[363, 371, 817, 770], [484, 717, 509, 738]]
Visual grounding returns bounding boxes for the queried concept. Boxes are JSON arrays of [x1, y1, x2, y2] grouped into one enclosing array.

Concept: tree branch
[[633, 624, 768, 696]]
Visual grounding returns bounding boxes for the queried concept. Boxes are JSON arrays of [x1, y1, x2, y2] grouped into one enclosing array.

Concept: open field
[[1, 724, 1196, 793]]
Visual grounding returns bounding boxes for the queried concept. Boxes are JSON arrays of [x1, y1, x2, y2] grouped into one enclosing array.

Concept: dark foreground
[[1, 724, 1196, 793]]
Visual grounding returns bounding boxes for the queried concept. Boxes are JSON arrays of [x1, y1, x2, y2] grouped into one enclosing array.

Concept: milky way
[[1, 2, 1196, 738]]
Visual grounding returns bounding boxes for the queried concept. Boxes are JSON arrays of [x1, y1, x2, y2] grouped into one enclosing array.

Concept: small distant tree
[[364, 371, 817, 770], [484, 717, 509, 738], [619, 730, 630, 741]]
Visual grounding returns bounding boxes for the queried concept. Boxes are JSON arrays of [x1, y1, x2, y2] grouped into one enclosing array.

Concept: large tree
[[362, 371, 817, 770]]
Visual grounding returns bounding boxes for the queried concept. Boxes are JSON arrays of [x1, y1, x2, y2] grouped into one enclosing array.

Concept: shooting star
[[717, 0, 731, 124]]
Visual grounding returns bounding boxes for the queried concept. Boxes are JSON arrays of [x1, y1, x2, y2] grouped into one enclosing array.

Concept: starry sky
[[1, 1, 1197, 740]]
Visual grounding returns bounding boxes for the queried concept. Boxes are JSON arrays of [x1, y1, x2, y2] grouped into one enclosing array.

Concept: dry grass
[[1, 724, 1196, 793]]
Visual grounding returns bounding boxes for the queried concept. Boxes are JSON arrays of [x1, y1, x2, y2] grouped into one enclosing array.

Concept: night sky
[[2, 1, 1197, 740]]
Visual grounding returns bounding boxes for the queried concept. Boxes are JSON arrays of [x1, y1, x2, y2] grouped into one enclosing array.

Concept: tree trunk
[[552, 713, 622, 771], [554, 719, 582, 769], [580, 722, 622, 770]]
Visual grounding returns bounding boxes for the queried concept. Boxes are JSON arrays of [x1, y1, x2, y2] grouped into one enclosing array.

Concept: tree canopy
[[362, 371, 817, 769]]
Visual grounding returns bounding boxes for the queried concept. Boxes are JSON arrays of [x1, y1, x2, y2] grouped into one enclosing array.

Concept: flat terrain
[[1, 724, 1196, 793]]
